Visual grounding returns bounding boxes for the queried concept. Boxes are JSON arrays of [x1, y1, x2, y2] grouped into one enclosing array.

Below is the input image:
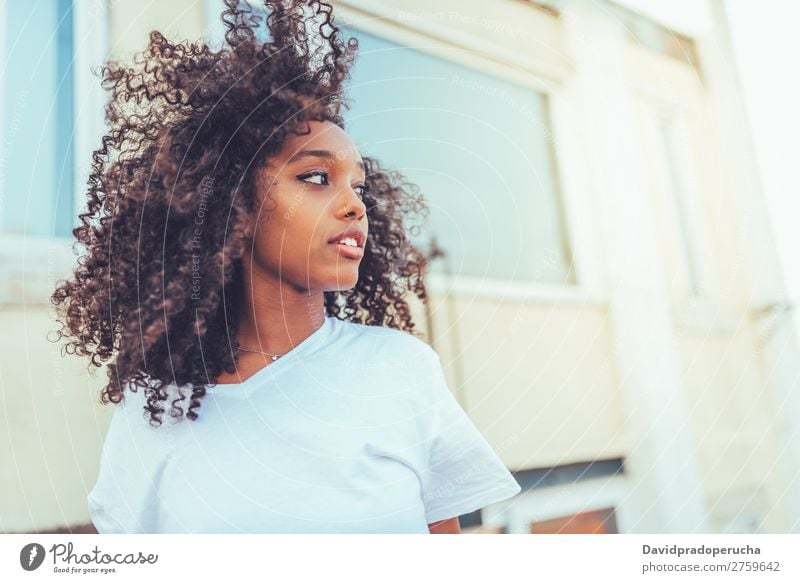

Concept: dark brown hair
[[50, 0, 430, 427]]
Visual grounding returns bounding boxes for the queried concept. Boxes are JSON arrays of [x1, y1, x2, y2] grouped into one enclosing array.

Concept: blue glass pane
[[339, 26, 574, 284], [2, 0, 74, 238]]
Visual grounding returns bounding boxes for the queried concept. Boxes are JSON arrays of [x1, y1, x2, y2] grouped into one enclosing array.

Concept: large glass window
[[340, 26, 574, 284], [1, 0, 74, 237]]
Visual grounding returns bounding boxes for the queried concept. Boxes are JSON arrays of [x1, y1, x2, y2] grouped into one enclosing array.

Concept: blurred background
[[2, 0, 800, 534]]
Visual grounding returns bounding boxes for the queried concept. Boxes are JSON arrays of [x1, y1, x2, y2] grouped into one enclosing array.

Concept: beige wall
[[0, 307, 108, 531], [424, 298, 627, 471], [678, 332, 788, 532]]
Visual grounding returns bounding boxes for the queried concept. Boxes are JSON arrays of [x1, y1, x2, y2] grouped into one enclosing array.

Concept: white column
[[709, 0, 800, 532], [561, 0, 711, 533]]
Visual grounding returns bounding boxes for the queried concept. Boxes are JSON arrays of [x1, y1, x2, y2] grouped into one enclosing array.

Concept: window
[[1, 0, 75, 237], [0, 0, 107, 303], [340, 26, 575, 285]]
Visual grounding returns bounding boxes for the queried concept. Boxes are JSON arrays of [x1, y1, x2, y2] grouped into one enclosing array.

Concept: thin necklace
[[235, 346, 285, 361], [235, 317, 325, 361]]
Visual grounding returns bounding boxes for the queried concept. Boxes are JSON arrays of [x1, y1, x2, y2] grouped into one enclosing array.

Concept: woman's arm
[[427, 517, 461, 534]]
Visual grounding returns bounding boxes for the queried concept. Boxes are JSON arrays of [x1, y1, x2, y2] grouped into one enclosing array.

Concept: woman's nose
[[342, 188, 367, 219]]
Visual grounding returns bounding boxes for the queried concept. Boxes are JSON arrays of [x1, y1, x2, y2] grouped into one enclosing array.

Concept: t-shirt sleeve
[[416, 346, 521, 524], [87, 387, 171, 534]]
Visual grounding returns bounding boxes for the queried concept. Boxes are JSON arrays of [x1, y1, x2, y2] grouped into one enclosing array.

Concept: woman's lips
[[329, 242, 364, 259]]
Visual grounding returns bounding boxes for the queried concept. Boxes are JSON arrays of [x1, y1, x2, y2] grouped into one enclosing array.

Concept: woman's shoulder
[[335, 318, 435, 356], [332, 318, 439, 379]]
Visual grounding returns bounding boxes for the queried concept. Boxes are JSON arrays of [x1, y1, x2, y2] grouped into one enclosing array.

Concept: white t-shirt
[[87, 315, 521, 533]]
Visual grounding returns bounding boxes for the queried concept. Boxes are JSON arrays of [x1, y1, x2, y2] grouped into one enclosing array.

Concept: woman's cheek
[[279, 184, 320, 224]]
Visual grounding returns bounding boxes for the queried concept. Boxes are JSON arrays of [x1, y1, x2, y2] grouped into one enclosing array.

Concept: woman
[[50, 0, 521, 534]]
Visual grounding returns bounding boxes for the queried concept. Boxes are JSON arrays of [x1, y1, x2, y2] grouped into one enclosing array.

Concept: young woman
[[51, 0, 521, 534]]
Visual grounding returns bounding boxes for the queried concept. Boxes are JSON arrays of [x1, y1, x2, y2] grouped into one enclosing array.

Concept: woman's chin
[[322, 274, 360, 292]]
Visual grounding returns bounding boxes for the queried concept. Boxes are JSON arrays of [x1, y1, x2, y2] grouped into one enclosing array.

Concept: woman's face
[[245, 120, 369, 293]]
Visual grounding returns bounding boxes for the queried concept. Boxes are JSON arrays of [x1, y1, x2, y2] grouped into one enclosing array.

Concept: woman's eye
[[298, 171, 329, 186], [298, 171, 368, 198]]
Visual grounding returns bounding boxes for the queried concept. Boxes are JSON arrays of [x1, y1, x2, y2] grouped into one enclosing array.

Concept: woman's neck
[[235, 261, 326, 354]]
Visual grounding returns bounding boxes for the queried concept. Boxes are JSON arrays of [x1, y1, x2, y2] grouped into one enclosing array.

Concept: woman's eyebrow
[[287, 149, 365, 172]]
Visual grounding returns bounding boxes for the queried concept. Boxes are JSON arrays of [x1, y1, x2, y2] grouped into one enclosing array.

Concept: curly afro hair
[[50, 0, 431, 427]]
